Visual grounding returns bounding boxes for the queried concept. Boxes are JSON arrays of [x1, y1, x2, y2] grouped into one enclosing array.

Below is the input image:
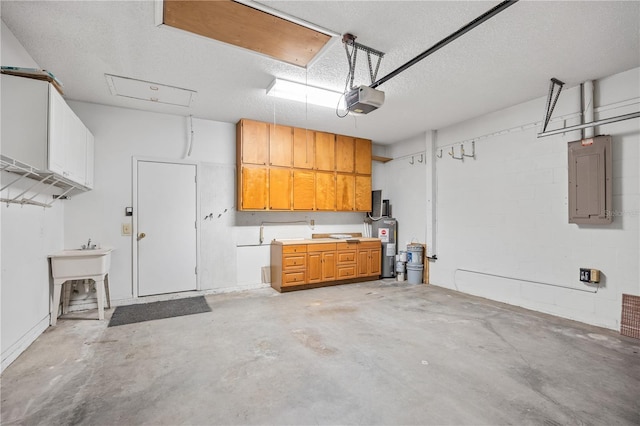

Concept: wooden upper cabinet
[[355, 175, 372, 212], [241, 166, 267, 210], [315, 171, 335, 211], [355, 138, 372, 174], [269, 168, 291, 210], [293, 127, 314, 169], [293, 170, 315, 210], [336, 135, 355, 173], [238, 119, 268, 165], [336, 174, 355, 211], [237, 119, 371, 212], [314, 131, 335, 171], [269, 124, 293, 167]]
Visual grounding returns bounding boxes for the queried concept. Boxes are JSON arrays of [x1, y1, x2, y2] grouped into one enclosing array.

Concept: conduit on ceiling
[[369, 0, 520, 89]]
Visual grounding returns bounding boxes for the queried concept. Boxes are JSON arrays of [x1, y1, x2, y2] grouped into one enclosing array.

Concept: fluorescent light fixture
[[266, 78, 344, 109]]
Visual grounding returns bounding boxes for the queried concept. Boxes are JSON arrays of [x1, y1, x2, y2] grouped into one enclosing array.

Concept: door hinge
[[195, 266, 198, 275]]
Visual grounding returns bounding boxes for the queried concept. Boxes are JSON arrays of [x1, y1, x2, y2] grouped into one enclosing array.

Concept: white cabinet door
[[47, 86, 69, 177], [85, 130, 95, 189], [67, 110, 87, 184]]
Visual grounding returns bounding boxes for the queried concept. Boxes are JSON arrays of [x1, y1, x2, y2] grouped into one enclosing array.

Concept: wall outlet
[[122, 223, 132, 236]]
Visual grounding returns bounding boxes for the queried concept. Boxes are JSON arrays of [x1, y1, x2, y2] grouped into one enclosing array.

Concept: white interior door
[[137, 160, 197, 296]]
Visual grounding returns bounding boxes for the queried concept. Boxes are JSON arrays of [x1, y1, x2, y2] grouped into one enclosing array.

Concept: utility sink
[[48, 248, 113, 326], [49, 248, 113, 279]]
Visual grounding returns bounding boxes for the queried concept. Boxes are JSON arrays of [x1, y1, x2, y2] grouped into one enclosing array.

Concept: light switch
[[122, 223, 132, 236]]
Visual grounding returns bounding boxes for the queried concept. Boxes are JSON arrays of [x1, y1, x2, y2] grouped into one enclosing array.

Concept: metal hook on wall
[[409, 156, 414, 165], [462, 141, 476, 158], [436, 149, 443, 159], [449, 146, 463, 160], [417, 154, 424, 163]]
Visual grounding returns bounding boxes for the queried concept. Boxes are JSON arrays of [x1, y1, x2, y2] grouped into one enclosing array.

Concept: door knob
[[138, 232, 146, 240]]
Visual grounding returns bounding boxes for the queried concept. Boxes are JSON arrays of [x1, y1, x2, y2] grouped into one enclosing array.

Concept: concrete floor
[[1, 281, 639, 425]]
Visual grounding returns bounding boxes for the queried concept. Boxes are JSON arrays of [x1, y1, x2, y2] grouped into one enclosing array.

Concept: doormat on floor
[[108, 296, 211, 327]]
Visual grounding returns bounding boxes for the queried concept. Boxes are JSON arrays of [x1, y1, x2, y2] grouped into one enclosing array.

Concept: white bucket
[[406, 263, 423, 284], [396, 273, 405, 281], [399, 251, 407, 262], [407, 244, 423, 264], [396, 261, 406, 273]]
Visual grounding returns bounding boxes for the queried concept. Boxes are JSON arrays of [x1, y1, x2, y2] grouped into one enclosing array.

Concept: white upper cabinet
[[1, 74, 93, 189]]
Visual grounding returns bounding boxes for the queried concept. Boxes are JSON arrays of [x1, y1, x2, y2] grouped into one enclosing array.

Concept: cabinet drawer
[[358, 241, 381, 249], [337, 242, 360, 250], [337, 265, 357, 279], [283, 245, 307, 254], [283, 254, 306, 269], [307, 243, 336, 252], [337, 250, 356, 263], [283, 271, 306, 286]]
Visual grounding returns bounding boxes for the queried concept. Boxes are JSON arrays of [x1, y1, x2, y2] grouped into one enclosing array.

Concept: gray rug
[[108, 296, 211, 327]]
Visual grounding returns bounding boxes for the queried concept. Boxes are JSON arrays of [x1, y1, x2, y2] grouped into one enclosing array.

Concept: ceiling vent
[[105, 74, 196, 107]]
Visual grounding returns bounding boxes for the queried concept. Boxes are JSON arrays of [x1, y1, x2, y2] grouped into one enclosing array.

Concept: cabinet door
[[355, 138, 372, 174], [357, 250, 370, 276], [293, 170, 315, 210], [336, 174, 355, 211], [240, 120, 269, 165], [315, 171, 335, 211], [369, 247, 382, 276], [314, 131, 335, 171], [307, 252, 322, 283], [85, 130, 95, 189], [322, 252, 337, 281], [270, 124, 293, 167], [67, 110, 87, 184], [336, 135, 355, 173], [355, 175, 372, 212], [48, 86, 69, 177], [241, 166, 267, 210], [293, 127, 314, 169], [269, 168, 291, 210]]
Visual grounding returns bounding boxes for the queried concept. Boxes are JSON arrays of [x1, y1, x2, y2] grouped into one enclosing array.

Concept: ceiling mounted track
[[369, 0, 519, 89]]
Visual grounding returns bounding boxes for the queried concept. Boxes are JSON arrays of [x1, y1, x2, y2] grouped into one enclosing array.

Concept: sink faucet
[[87, 238, 92, 249], [82, 238, 94, 250]]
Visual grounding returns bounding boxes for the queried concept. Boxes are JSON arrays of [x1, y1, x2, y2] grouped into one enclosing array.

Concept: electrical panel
[[568, 136, 612, 224]]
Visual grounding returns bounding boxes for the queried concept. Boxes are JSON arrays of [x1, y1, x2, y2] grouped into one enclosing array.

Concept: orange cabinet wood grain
[[241, 166, 267, 210], [336, 135, 355, 173], [314, 131, 335, 171], [315, 171, 335, 211], [355, 175, 372, 212], [355, 138, 372, 174], [238, 119, 268, 165], [293, 127, 314, 169], [336, 173, 355, 211], [269, 124, 293, 167], [269, 168, 291, 210], [292, 170, 315, 210]]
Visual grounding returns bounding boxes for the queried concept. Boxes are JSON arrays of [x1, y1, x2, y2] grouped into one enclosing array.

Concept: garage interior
[[1, 1, 639, 424]]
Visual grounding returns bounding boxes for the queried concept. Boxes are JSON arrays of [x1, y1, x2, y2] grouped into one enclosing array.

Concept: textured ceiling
[[1, 1, 639, 144]]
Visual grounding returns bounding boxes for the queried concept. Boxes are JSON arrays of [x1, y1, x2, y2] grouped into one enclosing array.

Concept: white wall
[[425, 68, 640, 330], [66, 102, 368, 304], [1, 20, 65, 371]]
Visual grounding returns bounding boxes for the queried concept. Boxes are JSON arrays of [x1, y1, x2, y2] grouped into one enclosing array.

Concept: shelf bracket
[[541, 78, 565, 133]]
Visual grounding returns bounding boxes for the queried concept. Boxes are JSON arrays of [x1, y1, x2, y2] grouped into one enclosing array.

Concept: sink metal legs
[[50, 273, 111, 326]]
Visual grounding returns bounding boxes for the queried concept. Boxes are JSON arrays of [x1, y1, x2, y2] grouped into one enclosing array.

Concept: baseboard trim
[[1, 315, 50, 373]]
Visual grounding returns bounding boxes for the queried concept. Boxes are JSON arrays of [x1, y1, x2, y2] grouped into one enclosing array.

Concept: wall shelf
[[372, 155, 392, 163], [1, 155, 83, 207]]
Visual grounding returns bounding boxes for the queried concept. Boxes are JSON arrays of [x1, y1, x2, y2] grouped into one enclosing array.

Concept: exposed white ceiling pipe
[[583, 80, 595, 138]]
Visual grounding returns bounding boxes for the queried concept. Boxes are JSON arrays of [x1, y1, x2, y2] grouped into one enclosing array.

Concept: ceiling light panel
[[267, 78, 344, 109], [105, 74, 196, 107]]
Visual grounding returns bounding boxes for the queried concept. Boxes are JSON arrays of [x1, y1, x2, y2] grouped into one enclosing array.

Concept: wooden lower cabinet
[[357, 241, 382, 277], [271, 239, 381, 292], [308, 243, 336, 283], [336, 241, 358, 279]]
